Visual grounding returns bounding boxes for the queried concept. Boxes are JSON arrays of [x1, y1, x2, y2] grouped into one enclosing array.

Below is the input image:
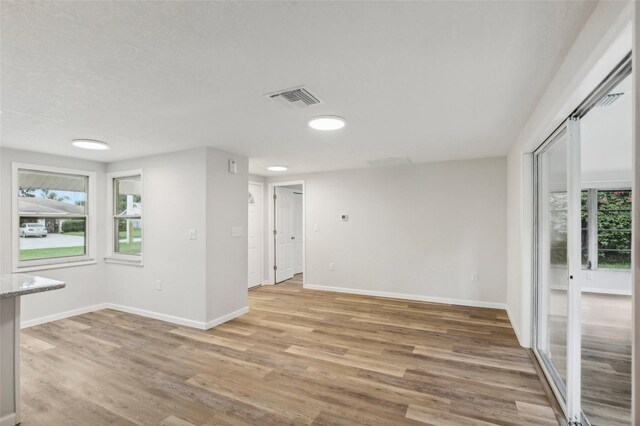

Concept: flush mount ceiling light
[[267, 166, 288, 172], [308, 116, 345, 131], [71, 139, 110, 150]]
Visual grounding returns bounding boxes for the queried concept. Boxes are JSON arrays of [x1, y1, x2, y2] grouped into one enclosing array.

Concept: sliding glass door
[[534, 56, 632, 426], [534, 118, 582, 423]]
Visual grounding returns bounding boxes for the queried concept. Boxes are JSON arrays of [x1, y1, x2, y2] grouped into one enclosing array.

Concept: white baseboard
[[303, 284, 506, 310], [0, 413, 17, 426], [21, 303, 108, 329], [581, 287, 632, 296], [21, 302, 250, 331], [106, 303, 207, 329], [205, 306, 249, 330], [262, 280, 274, 285], [506, 307, 528, 348]]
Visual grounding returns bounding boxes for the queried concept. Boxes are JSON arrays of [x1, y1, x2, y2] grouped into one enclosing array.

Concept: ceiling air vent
[[595, 92, 624, 107], [266, 86, 323, 109], [366, 157, 412, 168]]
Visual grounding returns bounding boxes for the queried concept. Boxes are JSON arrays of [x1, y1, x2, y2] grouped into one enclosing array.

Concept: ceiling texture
[[1, 1, 597, 176]]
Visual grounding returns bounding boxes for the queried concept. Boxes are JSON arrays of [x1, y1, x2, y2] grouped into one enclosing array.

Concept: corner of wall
[[204, 147, 250, 326]]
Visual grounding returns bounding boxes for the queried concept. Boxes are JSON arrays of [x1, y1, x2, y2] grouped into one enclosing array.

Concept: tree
[[39, 189, 69, 202], [19, 188, 36, 197]]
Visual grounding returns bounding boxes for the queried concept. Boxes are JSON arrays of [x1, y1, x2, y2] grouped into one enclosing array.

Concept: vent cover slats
[[595, 92, 624, 107], [267, 86, 323, 109]]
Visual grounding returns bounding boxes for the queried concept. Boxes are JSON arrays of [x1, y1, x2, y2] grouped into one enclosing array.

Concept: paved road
[[20, 233, 84, 249]]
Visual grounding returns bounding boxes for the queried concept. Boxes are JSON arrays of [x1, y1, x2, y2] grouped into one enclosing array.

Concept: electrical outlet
[[156, 280, 162, 291], [471, 272, 479, 282], [329, 263, 335, 271], [188, 228, 197, 240], [313, 223, 319, 232]]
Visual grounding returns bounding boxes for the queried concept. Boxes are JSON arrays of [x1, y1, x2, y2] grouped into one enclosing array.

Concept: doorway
[[533, 56, 632, 426], [268, 181, 304, 285], [248, 181, 264, 288]]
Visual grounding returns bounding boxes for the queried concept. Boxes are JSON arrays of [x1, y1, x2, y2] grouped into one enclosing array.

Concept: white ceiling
[[1, 1, 597, 176]]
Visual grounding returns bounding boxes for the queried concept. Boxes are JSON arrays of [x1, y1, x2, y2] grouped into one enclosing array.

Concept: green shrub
[[61, 220, 85, 233]]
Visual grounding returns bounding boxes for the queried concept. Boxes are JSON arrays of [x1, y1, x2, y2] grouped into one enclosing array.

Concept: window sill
[[14, 259, 97, 273], [104, 257, 144, 267]]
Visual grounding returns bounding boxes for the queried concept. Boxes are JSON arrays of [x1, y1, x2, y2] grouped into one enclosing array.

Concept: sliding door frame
[[532, 118, 582, 424], [533, 53, 633, 425]]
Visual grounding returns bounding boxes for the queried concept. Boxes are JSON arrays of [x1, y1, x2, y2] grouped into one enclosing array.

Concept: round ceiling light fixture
[[308, 115, 346, 131], [267, 166, 288, 172], [71, 139, 110, 150]]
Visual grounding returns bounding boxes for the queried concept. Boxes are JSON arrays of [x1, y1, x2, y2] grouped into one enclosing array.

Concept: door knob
[[291, 236, 295, 240]]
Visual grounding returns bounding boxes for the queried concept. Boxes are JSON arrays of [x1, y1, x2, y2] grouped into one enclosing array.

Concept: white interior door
[[248, 183, 263, 288], [292, 191, 303, 275], [275, 187, 295, 283]]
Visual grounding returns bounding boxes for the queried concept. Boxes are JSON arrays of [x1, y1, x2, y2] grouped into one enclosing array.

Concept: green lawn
[[119, 229, 142, 239], [63, 229, 141, 239], [117, 241, 142, 255], [599, 263, 631, 270], [19, 246, 85, 261], [20, 243, 140, 259]]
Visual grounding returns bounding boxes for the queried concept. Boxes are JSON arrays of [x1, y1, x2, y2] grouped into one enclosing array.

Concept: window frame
[[106, 169, 144, 265], [12, 163, 97, 272]]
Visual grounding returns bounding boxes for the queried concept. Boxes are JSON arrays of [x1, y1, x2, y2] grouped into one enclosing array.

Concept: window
[[581, 189, 632, 270], [14, 164, 96, 270], [108, 171, 143, 262]]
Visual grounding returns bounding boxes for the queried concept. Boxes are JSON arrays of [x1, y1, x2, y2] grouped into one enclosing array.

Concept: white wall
[[506, 0, 633, 346], [249, 174, 266, 184], [0, 146, 249, 329], [205, 148, 249, 326], [105, 147, 249, 329], [265, 157, 507, 308], [0, 148, 107, 325], [106, 148, 209, 326], [579, 74, 633, 295]]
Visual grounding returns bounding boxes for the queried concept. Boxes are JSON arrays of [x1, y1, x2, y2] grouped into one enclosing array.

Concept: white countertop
[[0, 274, 66, 299]]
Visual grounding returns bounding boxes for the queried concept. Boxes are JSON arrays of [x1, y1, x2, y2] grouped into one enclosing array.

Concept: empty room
[[0, 1, 638, 426]]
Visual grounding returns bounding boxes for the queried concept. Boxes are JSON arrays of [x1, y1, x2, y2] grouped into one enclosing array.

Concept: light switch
[[188, 228, 197, 240], [231, 226, 243, 237]]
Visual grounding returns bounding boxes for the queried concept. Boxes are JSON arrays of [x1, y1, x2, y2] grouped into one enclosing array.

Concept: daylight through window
[[17, 168, 89, 264], [113, 175, 142, 256]]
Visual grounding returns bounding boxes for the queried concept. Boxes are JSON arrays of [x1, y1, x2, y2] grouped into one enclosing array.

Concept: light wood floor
[[581, 293, 632, 426], [547, 291, 632, 426], [20, 275, 558, 425]]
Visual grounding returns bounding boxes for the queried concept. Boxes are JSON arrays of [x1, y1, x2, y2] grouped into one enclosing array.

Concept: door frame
[[531, 53, 633, 425], [532, 119, 582, 423], [267, 180, 305, 285], [248, 180, 264, 288]]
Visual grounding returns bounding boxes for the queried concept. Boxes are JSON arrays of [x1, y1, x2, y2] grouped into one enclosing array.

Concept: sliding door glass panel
[[579, 73, 632, 426], [536, 129, 570, 396]]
